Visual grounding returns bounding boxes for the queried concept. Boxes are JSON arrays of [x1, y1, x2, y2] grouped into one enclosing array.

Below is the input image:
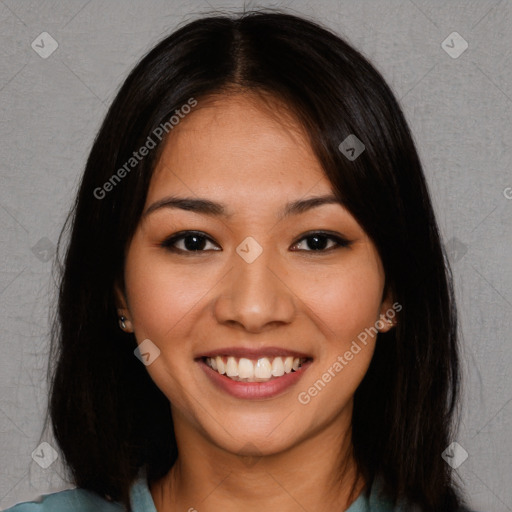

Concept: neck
[[150, 407, 365, 512]]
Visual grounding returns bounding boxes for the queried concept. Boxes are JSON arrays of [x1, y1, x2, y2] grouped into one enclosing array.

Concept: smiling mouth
[[203, 355, 310, 383]]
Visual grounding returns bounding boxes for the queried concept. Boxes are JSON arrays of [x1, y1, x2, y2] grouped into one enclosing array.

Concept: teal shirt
[[2, 468, 403, 512]]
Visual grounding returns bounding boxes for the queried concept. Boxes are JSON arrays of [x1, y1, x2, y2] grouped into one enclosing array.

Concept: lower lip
[[198, 359, 312, 400]]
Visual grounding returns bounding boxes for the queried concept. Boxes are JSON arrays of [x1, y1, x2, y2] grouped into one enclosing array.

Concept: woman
[[5, 9, 475, 512]]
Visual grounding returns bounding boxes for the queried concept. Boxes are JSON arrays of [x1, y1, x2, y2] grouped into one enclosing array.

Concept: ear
[[114, 281, 134, 333], [377, 287, 398, 334]]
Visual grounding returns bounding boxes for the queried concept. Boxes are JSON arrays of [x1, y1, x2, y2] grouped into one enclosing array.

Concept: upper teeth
[[206, 356, 305, 382]]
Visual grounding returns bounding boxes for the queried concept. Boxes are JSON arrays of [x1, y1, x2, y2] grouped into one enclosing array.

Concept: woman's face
[[117, 92, 395, 457]]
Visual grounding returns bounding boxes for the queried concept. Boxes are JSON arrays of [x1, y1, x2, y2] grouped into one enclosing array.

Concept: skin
[[115, 91, 396, 512]]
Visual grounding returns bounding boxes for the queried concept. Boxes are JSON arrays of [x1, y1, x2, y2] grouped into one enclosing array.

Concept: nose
[[213, 244, 296, 333]]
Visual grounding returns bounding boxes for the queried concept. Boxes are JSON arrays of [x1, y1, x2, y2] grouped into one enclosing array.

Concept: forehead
[[147, 92, 332, 201]]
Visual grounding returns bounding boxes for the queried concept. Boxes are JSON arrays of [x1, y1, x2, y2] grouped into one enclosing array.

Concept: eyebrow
[[142, 194, 342, 220]]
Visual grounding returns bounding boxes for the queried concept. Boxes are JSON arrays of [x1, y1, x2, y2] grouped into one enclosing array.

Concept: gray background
[[0, 0, 511, 511]]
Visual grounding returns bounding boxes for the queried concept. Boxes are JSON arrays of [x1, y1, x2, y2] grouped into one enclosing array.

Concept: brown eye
[[160, 231, 221, 253], [291, 232, 351, 252]]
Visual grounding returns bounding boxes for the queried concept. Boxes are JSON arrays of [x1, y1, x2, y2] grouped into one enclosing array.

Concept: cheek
[[298, 259, 384, 346], [122, 246, 214, 408], [293, 252, 385, 413], [123, 247, 210, 343]]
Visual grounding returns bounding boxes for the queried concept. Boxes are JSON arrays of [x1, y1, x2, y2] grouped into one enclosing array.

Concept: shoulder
[[3, 469, 155, 512], [2, 487, 124, 512], [365, 476, 482, 512]]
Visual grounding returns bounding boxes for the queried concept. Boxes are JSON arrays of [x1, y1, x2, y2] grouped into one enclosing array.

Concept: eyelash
[[159, 230, 352, 255]]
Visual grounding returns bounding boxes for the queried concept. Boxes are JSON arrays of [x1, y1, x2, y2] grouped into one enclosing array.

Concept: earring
[[385, 316, 396, 328], [119, 315, 127, 330], [378, 314, 395, 332]]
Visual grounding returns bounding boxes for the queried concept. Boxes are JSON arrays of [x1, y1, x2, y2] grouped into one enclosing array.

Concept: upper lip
[[197, 346, 313, 360]]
